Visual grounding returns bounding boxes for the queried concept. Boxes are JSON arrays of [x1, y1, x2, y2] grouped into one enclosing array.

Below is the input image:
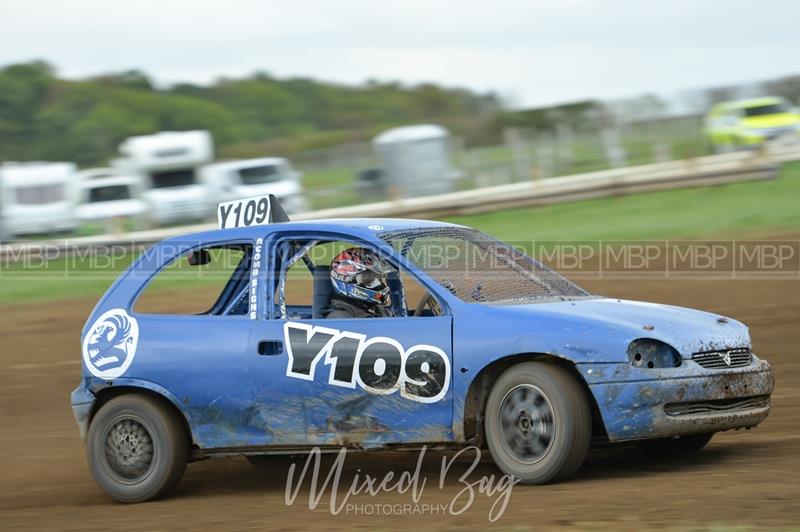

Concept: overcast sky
[[2, 0, 799, 107]]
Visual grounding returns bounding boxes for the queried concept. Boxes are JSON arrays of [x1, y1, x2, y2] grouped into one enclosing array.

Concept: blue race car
[[72, 196, 773, 502]]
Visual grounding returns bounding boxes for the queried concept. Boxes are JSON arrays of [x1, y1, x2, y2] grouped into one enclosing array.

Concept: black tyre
[[637, 432, 714, 455], [87, 394, 188, 503], [484, 362, 591, 484]]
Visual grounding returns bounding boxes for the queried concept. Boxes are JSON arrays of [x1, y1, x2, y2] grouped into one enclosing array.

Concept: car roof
[[80, 175, 140, 189], [161, 218, 467, 244], [0, 162, 78, 184], [727, 97, 786, 109], [203, 157, 289, 171]]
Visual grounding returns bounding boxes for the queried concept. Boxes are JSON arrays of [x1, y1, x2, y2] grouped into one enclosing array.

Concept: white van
[[0, 162, 79, 237], [114, 131, 214, 225], [76, 168, 148, 226], [201, 157, 308, 213]]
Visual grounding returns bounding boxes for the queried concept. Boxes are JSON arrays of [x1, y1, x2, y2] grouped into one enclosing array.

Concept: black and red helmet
[[330, 247, 393, 306]]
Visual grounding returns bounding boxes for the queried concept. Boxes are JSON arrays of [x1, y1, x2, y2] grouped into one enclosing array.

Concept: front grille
[[665, 395, 769, 416], [692, 348, 752, 369]]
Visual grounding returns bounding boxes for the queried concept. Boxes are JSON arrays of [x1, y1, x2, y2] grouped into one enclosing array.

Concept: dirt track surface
[[1, 278, 798, 530]]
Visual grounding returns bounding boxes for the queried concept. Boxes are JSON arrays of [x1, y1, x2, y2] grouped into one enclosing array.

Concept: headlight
[[627, 339, 681, 369]]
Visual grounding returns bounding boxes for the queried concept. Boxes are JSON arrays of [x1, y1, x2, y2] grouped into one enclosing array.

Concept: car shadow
[[171, 438, 772, 500]]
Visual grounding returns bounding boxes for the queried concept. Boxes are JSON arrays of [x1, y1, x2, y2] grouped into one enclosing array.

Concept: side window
[[275, 238, 444, 319], [282, 258, 313, 310], [277, 240, 354, 320], [135, 243, 253, 315], [399, 270, 435, 314]]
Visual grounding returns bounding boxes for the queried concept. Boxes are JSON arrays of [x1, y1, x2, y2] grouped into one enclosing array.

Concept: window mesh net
[[381, 227, 589, 304]]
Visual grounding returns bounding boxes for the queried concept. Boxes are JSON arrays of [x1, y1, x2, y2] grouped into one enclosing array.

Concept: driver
[[323, 247, 395, 318]]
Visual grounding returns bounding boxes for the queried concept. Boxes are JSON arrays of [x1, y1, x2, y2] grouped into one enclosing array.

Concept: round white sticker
[[82, 308, 139, 379]]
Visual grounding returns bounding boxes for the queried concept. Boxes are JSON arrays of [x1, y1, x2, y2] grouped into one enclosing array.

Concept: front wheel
[[86, 394, 188, 503], [484, 362, 591, 484]]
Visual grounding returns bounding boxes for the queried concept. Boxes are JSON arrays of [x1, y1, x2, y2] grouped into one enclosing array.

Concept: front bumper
[[738, 128, 800, 146], [579, 357, 773, 441], [70, 385, 96, 441]]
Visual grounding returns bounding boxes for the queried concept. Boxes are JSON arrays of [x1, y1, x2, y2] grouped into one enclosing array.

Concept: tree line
[[0, 61, 501, 166], [2, 60, 796, 168]]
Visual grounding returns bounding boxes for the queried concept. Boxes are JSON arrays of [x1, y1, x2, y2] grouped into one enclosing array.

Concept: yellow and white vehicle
[[704, 97, 800, 152]]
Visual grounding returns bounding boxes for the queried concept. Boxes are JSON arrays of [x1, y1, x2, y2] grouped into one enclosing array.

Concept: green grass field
[[2, 161, 798, 304], [448, 161, 800, 241]]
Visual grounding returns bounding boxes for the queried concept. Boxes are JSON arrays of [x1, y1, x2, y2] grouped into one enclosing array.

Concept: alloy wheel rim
[[498, 384, 555, 464], [103, 417, 155, 483]]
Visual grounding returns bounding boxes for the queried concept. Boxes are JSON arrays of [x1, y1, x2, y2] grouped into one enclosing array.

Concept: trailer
[[372, 124, 460, 198], [0, 162, 79, 237]]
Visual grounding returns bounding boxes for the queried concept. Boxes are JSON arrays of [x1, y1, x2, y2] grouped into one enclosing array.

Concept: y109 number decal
[[284, 322, 450, 403], [217, 195, 272, 229]]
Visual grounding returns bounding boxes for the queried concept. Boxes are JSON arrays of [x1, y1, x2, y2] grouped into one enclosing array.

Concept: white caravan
[[0, 162, 79, 237], [114, 131, 214, 225], [76, 168, 148, 226], [373, 124, 460, 198], [201, 157, 308, 214]]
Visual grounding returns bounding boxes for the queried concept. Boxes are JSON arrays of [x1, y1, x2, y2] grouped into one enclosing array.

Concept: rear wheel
[[484, 362, 591, 484], [638, 432, 714, 454], [87, 394, 188, 503]]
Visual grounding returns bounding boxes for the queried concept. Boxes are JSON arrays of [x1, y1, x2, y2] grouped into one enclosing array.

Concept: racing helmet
[[330, 247, 393, 307]]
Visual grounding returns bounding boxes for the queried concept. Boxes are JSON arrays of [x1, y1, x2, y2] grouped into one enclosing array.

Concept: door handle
[[258, 340, 283, 356]]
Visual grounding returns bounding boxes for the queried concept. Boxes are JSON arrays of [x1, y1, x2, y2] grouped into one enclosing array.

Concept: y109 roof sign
[[217, 194, 289, 229]]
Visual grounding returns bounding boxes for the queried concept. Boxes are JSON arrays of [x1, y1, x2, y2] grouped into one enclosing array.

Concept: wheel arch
[[460, 353, 607, 446], [89, 384, 196, 454]]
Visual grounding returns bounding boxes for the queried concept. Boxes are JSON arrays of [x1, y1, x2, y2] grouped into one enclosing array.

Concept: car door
[[128, 236, 309, 450], [253, 234, 455, 447]]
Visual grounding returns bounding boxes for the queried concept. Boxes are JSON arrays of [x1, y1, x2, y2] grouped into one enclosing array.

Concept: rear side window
[[134, 244, 254, 315]]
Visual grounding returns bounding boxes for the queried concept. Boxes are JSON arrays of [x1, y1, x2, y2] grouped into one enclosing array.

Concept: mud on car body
[[72, 196, 774, 502]]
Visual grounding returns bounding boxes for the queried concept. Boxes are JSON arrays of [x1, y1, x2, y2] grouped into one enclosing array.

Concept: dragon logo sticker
[[82, 309, 139, 379]]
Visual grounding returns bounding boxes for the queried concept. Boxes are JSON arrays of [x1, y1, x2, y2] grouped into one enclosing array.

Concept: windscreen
[[88, 185, 131, 203], [743, 103, 789, 117], [238, 164, 286, 185], [380, 227, 590, 304], [150, 168, 196, 188]]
